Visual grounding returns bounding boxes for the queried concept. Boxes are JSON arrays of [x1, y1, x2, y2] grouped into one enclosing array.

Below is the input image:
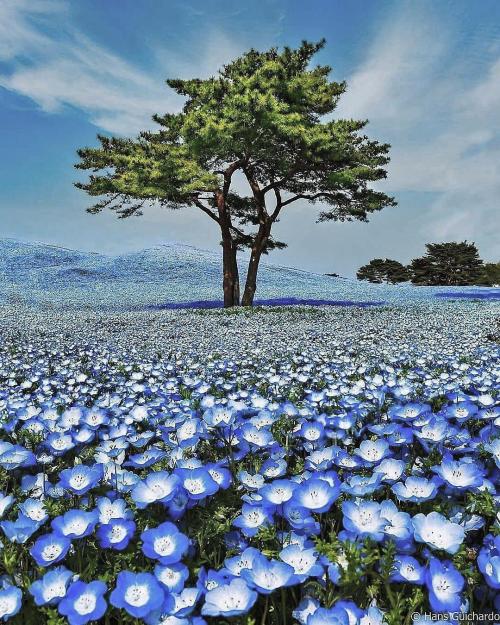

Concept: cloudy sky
[[0, 0, 499, 275]]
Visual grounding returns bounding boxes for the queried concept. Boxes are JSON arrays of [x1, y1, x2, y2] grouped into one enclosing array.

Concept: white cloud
[[336, 4, 500, 260], [0, 2, 243, 135]]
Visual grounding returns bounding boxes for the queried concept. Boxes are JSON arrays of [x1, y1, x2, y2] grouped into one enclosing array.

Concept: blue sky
[[0, 0, 499, 275]]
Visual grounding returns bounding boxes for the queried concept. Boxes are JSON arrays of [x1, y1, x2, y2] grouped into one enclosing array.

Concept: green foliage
[[477, 261, 500, 286], [410, 241, 484, 286], [75, 40, 395, 305], [357, 258, 410, 284]]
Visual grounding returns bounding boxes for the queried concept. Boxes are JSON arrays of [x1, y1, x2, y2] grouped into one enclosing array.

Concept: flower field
[[0, 298, 499, 624]]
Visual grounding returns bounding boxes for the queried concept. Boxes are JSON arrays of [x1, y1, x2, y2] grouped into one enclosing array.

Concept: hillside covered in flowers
[[0, 252, 499, 624]]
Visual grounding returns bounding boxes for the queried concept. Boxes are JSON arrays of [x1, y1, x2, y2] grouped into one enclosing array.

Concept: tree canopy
[[76, 40, 395, 306], [409, 241, 483, 286], [356, 258, 410, 284]]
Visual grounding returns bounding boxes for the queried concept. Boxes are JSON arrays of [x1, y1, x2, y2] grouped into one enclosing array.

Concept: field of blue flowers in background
[[0, 240, 499, 624]]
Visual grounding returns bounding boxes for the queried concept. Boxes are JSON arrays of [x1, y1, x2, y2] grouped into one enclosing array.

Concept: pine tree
[[357, 258, 410, 284], [409, 241, 483, 286], [75, 41, 395, 307]]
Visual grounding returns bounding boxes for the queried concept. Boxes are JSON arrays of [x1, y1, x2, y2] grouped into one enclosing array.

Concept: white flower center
[[124, 584, 150, 607], [41, 543, 63, 562], [154, 536, 174, 556], [74, 592, 97, 615]]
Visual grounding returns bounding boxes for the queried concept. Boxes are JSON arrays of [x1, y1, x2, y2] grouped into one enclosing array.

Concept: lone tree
[[410, 241, 483, 286], [357, 258, 410, 284], [76, 40, 395, 307]]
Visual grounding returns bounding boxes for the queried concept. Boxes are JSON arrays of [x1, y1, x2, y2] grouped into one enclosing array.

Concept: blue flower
[[19, 498, 48, 524], [477, 534, 500, 589], [412, 512, 465, 554], [52, 509, 98, 539], [0, 443, 36, 470], [201, 578, 257, 617], [205, 463, 232, 489], [0, 493, 14, 518], [259, 479, 296, 506], [293, 476, 340, 514], [0, 584, 22, 622], [30, 533, 72, 567], [390, 555, 425, 585], [58, 580, 107, 625], [95, 496, 133, 523], [425, 558, 464, 613], [241, 554, 294, 593], [279, 545, 323, 583], [154, 563, 189, 594], [292, 597, 320, 625], [131, 471, 180, 509], [392, 476, 440, 503], [233, 502, 273, 537], [1, 513, 40, 544], [223, 547, 261, 577], [141, 521, 189, 564], [306, 604, 351, 625], [360, 606, 386, 625], [432, 454, 484, 490], [29, 566, 74, 606], [174, 468, 219, 500], [355, 439, 391, 464], [341, 473, 383, 496], [59, 464, 104, 496], [97, 518, 136, 550], [373, 458, 405, 483], [110, 571, 165, 619], [342, 500, 386, 542]]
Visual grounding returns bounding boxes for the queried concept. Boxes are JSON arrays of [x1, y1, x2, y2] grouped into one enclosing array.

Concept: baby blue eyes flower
[[0, 493, 14, 518], [392, 476, 440, 503], [110, 571, 165, 619], [432, 455, 484, 490], [306, 605, 351, 625], [58, 580, 108, 625], [174, 468, 219, 500], [1, 513, 40, 544], [52, 509, 98, 539], [355, 439, 391, 464], [19, 498, 48, 524], [29, 566, 74, 606], [425, 558, 464, 613], [412, 511, 465, 554], [0, 441, 36, 470], [293, 477, 340, 514], [259, 479, 296, 506], [154, 563, 189, 594], [59, 464, 104, 496], [233, 503, 273, 537], [279, 545, 323, 583], [141, 521, 190, 565], [477, 534, 500, 590], [95, 496, 132, 524], [97, 518, 136, 550], [131, 472, 180, 509], [241, 554, 294, 593], [0, 584, 22, 622], [390, 555, 425, 585], [201, 578, 257, 617], [30, 533, 72, 567], [342, 500, 386, 542], [292, 597, 320, 625]]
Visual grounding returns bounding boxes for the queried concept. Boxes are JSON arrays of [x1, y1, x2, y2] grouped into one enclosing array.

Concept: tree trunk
[[222, 235, 240, 307], [241, 224, 270, 306]]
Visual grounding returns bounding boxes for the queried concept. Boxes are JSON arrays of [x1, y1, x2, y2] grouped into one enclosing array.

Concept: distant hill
[[0, 238, 498, 310]]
